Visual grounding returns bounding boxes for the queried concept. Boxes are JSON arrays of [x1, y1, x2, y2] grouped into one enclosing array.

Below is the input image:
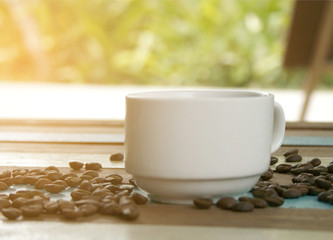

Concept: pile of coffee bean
[[193, 149, 333, 212], [0, 162, 148, 221]]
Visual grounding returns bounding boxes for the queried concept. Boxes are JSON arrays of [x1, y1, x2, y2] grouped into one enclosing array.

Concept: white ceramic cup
[[125, 90, 285, 204]]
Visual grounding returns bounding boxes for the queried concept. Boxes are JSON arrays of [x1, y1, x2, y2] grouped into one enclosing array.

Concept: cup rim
[[126, 89, 272, 101]]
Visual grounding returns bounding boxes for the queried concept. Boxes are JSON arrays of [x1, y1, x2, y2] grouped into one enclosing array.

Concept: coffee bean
[[82, 170, 99, 178], [327, 164, 333, 173], [44, 183, 66, 194], [62, 208, 83, 220], [119, 204, 139, 221], [34, 178, 52, 189], [282, 188, 302, 198], [44, 166, 60, 172], [316, 166, 328, 174], [65, 177, 82, 188], [307, 168, 323, 176], [308, 186, 326, 196], [0, 181, 8, 190], [1, 207, 22, 220], [43, 201, 59, 214], [264, 196, 284, 207], [0, 199, 11, 209], [239, 197, 267, 208], [275, 164, 292, 173], [260, 171, 273, 181], [76, 204, 98, 217], [284, 149, 299, 157], [308, 158, 321, 167], [132, 192, 148, 205], [85, 162, 102, 171], [315, 177, 332, 189], [286, 154, 302, 163], [291, 167, 309, 175], [69, 161, 84, 171], [110, 153, 124, 161], [231, 201, 254, 212], [46, 172, 63, 181], [216, 197, 237, 210], [270, 156, 278, 165], [20, 205, 43, 218], [193, 198, 213, 209], [105, 174, 123, 185], [252, 188, 277, 198], [318, 191, 332, 202]]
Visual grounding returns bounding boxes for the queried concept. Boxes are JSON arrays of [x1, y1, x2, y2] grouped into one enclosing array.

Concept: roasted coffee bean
[[58, 200, 76, 212], [307, 168, 323, 176], [2, 207, 22, 220], [69, 161, 84, 171], [231, 201, 254, 212], [308, 158, 321, 167], [282, 188, 302, 198], [289, 184, 309, 195], [0, 199, 11, 209], [105, 174, 123, 184], [70, 189, 91, 201], [270, 156, 278, 165], [292, 173, 314, 184], [0, 181, 8, 190], [0, 170, 11, 179], [272, 185, 285, 196], [23, 176, 38, 185], [53, 180, 68, 188], [275, 164, 292, 173], [43, 201, 59, 214], [62, 208, 83, 220], [85, 162, 102, 171], [216, 197, 237, 210], [79, 180, 93, 192], [82, 170, 99, 178], [315, 177, 332, 189], [12, 197, 28, 208], [61, 173, 78, 180], [44, 166, 60, 172], [110, 153, 124, 161], [65, 177, 82, 188], [308, 186, 326, 196], [46, 172, 63, 181], [132, 192, 148, 205], [327, 164, 333, 173], [80, 175, 94, 181], [286, 154, 302, 163], [79, 203, 99, 217], [119, 204, 139, 221], [13, 176, 24, 184], [291, 167, 308, 175], [260, 171, 273, 181], [316, 166, 328, 174], [193, 198, 213, 209], [252, 188, 277, 198], [100, 202, 119, 215], [238, 197, 267, 208], [20, 205, 43, 218], [264, 196, 284, 207], [317, 191, 332, 202], [284, 149, 299, 157], [325, 174, 333, 182], [74, 199, 102, 209], [35, 178, 52, 189], [44, 183, 66, 194]]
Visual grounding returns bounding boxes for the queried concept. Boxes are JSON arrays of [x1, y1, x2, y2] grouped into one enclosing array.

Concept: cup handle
[[271, 102, 285, 153]]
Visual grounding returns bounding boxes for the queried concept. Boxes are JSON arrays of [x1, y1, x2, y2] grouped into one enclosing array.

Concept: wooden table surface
[[0, 119, 333, 239]]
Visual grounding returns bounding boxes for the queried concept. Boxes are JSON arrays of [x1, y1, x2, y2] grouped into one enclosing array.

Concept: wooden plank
[[0, 142, 123, 154]]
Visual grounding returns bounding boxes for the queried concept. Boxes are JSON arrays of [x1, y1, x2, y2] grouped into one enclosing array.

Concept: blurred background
[[0, 0, 332, 121]]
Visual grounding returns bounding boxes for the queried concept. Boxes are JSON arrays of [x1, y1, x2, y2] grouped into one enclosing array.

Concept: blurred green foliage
[[0, 0, 321, 88]]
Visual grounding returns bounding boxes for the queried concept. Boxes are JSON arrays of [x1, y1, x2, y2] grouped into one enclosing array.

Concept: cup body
[[125, 90, 284, 203]]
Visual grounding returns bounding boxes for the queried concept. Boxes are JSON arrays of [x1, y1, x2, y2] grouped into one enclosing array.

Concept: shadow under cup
[[125, 90, 285, 204]]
